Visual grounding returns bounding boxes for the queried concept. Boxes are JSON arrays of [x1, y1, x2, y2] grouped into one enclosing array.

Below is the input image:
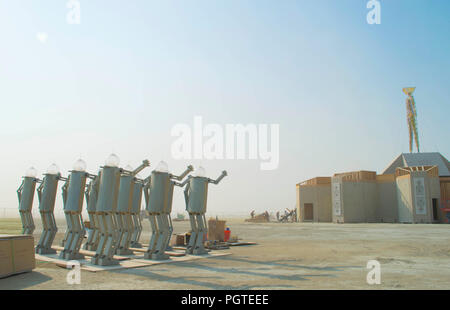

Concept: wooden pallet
[[227, 241, 257, 246], [129, 247, 186, 257], [35, 251, 231, 272], [51, 246, 137, 261]]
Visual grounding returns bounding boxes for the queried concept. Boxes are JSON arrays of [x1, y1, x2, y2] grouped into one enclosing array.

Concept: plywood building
[[296, 177, 332, 222], [296, 152, 450, 224], [395, 166, 441, 223]]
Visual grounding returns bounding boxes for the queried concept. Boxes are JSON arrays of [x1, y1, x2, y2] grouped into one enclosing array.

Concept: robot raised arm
[[36, 181, 44, 202], [183, 181, 191, 210], [61, 177, 70, 206], [143, 177, 151, 207], [174, 175, 192, 188], [208, 171, 228, 185], [17, 181, 24, 202], [170, 165, 194, 181], [123, 160, 150, 176]]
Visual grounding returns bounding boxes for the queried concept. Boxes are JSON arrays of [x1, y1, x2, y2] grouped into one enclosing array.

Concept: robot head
[[25, 166, 37, 178], [105, 153, 120, 167], [193, 166, 206, 177], [46, 163, 60, 175], [155, 161, 169, 173], [73, 159, 87, 172]]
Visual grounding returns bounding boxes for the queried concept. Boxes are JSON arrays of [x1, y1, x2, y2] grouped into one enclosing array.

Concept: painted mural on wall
[[414, 177, 427, 215], [332, 182, 341, 216]]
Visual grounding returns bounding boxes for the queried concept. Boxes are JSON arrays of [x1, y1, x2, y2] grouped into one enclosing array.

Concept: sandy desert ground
[[1, 218, 450, 290]]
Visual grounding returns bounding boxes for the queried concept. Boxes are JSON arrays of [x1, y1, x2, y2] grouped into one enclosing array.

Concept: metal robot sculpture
[[180, 167, 227, 255], [91, 154, 122, 266], [403, 87, 420, 153], [83, 170, 101, 251], [129, 178, 145, 248], [115, 160, 150, 255], [17, 167, 41, 235], [143, 162, 193, 260], [59, 159, 96, 260], [36, 163, 66, 254]]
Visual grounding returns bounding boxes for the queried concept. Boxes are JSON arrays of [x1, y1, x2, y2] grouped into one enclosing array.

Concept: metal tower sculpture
[[403, 87, 420, 153]]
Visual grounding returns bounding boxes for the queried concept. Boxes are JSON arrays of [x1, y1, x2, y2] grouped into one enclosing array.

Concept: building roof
[[382, 152, 450, 176]]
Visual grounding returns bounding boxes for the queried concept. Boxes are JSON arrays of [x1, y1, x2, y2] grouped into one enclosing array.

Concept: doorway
[[304, 203, 314, 221], [432, 199, 439, 221]]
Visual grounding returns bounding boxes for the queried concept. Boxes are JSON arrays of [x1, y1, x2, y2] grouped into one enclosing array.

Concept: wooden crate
[[207, 219, 226, 242]]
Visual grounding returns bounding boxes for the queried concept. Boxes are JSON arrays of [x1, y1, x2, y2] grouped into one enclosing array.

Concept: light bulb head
[[46, 163, 60, 175], [194, 166, 206, 177], [155, 161, 169, 173], [73, 159, 87, 172], [105, 153, 120, 167], [25, 167, 37, 178]]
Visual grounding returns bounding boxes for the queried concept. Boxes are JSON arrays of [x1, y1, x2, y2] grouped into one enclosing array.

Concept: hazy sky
[[0, 0, 449, 218]]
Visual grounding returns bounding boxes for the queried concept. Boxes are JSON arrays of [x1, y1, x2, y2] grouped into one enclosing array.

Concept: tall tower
[[403, 87, 420, 153]]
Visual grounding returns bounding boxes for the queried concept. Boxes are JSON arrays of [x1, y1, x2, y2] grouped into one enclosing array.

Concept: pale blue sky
[[0, 0, 449, 217]]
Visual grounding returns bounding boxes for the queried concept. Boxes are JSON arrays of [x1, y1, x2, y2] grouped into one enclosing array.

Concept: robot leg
[[144, 214, 158, 259], [83, 212, 95, 250], [129, 214, 138, 247], [89, 213, 101, 251], [20, 211, 27, 235], [36, 211, 48, 253], [92, 213, 106, 265], [133, 214, 143, 248], [61, 212, 72, 247], [67, 213, 85, 260], [59, 212, 74, 259], [152, 214, 170, 260], [193, 214, 207, 255], [97, 213, 118, 266], [116, 213, 133, 255], [166, 214, 174, 251], [27, 212, 35, 235], [42, 212, 57, 254], [186, 213, 198, 255]]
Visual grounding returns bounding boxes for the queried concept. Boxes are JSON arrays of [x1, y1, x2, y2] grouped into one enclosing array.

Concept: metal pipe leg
[[153, 214, 170, 260], [131, 214, 143, 248], [67, 214, 85, 260], [61, 212, 71, 247], [186, 213, 198, 255], [20, 212, 27, 235], [27, 212, 35, 235], [59, 213, 74, 259], [97, 213, 118, 266], [36, 212, 48, 253], [116, 213, 133, 255], [88, 213, 101, 251], [136, 214, 143, 244], [47, 212, 58, 253], [193, 214, 207, 255], [92, 213, 107, 265], [129, 214, 138, 247], [144, 214, 158, 259], [166, 214, 174, 251], [114, 213, 123, 253], [83, 212, 95, 250]]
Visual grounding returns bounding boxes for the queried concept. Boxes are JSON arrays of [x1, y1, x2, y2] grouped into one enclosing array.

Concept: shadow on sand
[[0, 271, 52, 290]]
